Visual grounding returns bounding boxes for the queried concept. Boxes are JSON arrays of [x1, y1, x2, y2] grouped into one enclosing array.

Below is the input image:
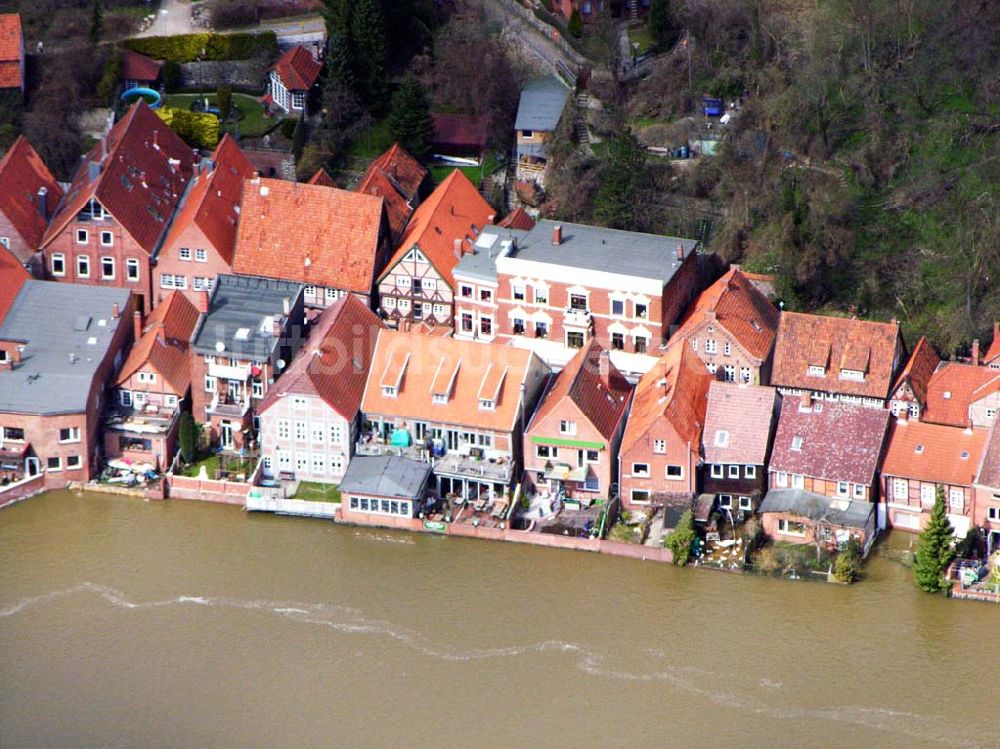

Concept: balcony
[[355, 439, 514, 483], [563, 307, 593, 328], [208, 360, 251, 381], [209, 391, 250, 417]]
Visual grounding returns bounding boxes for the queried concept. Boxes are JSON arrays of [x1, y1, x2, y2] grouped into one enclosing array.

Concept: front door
[[25, 457, 40, 477], [220, 421, 234, 450], [227, 380, 241, 403]]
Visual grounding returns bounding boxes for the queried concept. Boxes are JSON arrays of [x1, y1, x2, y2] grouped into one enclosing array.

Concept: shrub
[[280, 118, 297, 140], [155, 107, 220, 150], [665, 509, 697, 565], [210, 0, 258, 30], [216, 85, 232, 119], [161, 61, 183, 92], [568, 9, 583, 38], [122, 31, 277, 63], [178, 413, 197, 464], [832, 540, 862, 584], [97, 51, 123, 107]]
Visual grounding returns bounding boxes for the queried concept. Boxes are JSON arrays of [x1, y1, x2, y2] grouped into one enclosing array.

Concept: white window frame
[[100, 256, 115, 280], [745, 465, 756, 479], [777, 518, 807, 537], [76, 229, 88, 244], [119, 390, 133, 406], [126, 259, 140, 282], [631, 463, 650, 477], [727, 464, 739, 479], [653, 439, 666, 454], [76, 254, 90, 278], [559, 420, 576, 436], [204, 375, 216, 393], [59, 426, 81, 443], [775, 470, 788, 487], [179, 247, 191, 261], [66, 455, 83, 470], [738, 496, 752, 511], [665, 464, 684, 480], [100, 230, 113, 247], [949, 487, 964, 510], [51, 253, 66, 276], [704, 339, 717, 354], [711, 464, 723, 479], [892, 479, 908, 500], [195, 248, 207, 262]]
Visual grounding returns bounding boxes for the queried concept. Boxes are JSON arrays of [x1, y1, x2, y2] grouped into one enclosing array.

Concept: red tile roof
[[121, 49, 162, 83], [528, 340, 632, 440], [356, 143, 427, 241], [115, 291, 199, 394], [975, 424, 1000, 488], [921, 362, 1000, 428], [882, 420, 987, 487], [0, 13, 22, 89], [985, 323, 1000, 366], [0, 136, 63, 255], [771, 311, 902, 400], [160, 134, 253, 265], [0, 242, 28, 323], [702, 382, 779, 465], [891, 336, 940, 406], [271, 45, 322, 91], [232, 177, 386, 294], [621, 343, 713, 455], [42, 101, 195, 255], [308, 168, 335, 187], [259, 295, 382, 418], [362, 330, 543, 433], [431, 113, 490, 151], [497, 206, 535, 231], [379, 169, 493, 289], [674, 267, 779, 363], [769, 398, 890, 486]]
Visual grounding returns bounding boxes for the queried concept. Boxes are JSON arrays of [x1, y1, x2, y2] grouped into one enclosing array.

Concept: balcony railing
[[563, 307, 593, 328], [208, 361, 251, 381], [209, 391, 250, 416], [355, 440, 514, 483]]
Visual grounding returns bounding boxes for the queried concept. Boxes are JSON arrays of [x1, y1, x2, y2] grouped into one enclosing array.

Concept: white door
[[220, 421, 234, 450]]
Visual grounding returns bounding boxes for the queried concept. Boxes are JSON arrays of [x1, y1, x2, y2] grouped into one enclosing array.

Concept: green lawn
[[162, 92, 291, 138], [292, 481, 341, 503], [429, 154, 500, 188], [346, 118, 394, 159], [628, 23, 656, 57], [178, 453, 254, 479]]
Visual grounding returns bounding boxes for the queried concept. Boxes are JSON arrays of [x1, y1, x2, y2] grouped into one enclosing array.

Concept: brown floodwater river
[[1, 490, 998, 748]]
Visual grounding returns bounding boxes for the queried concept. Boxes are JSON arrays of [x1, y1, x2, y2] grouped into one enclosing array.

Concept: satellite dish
[[277, 359, 286, 370], [215, 341, 225, 352]]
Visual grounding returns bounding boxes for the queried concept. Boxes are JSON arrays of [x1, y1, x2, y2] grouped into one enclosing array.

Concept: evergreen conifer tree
[[594, 129, 646, 229], [350, 0, 388, 107], [913, 487, 956, 593], [388, 75, 432, 161]]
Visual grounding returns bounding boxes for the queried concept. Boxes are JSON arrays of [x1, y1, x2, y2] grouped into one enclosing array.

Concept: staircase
[[628, 0, 639, 20], [574, 92, 591, 145]]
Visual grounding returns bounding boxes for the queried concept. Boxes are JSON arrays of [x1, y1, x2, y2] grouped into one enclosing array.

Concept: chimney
[[251, 170, 261, 183], [133, 310, 143, 341], [282, 297, 290, 315], [69, 352, 77, 364], [799, 391, 812, 410], [13, 346, 22, 364], [487, 213, 496, 224], [598, 349, 611, 386], [896, 407, 908, 424], [197, 289, 210, 314], [112, 302, 120, 320], [675, 244, 684, 260], [454, 238, 463, 259], [272, 318, 282, 337], [972, 339, 981, 366], [552, 225, 562, 245], [37, 187, 47, 220]]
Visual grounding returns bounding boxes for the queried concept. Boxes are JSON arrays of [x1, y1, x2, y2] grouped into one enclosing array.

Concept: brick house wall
[[882, 474, 973, 532], [0, 210, 34, 267], [258, 394, 356, 483], [682, 321, 772, 385], [767, 470, 875, 503], [155, 221, 232, 307], [760, 510, 874, 554], [619, 427, 699, 509], [973, 486, 1000, 546]]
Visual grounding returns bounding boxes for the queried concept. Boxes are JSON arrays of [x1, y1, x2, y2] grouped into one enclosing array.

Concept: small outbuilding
[[339, 455, 432, 521]]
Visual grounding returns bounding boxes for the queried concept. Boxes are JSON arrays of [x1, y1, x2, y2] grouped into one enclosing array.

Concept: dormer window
[[943, 391, 952, 400], [382, 385, 397, 398], [791, 436, 804, 451], [479, 398, 495, 411], [714, 430, 729, 447], [839, 368, 865, 382], [432, 393, 448, 404], [808, 365, 826, 377]]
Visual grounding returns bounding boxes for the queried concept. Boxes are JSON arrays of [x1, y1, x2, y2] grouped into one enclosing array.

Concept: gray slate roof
[[514, 75, 570, 132], [505, 219, 698, 284], [339, 455, 432, 499], [454, 226, 531, 283], [759, 488, 874, 530], [0, 281, 130, 415], [192, 274, 303, 358]]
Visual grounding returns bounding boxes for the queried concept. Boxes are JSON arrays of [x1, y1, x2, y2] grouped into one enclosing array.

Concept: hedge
[[123, 31, 277, 63], [155, 108, 220, 150]]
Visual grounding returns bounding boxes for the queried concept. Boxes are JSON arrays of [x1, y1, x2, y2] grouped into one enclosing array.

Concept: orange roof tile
[[497, 206, 535, 231], [42, 101, 195, 255], [528, 340, 632, 440], [674, 267, 779, 363], [362, 330, 543, 433], [379, 169, 493, 289], [356, 143, 427, 241], [232, 178, 386, 294], [160, 134, 253, 265], [0, 136, 63, 256], [771, 311, 902, 400], [985, 323, 1000, 366], [271, 45, 322, 91], [259, 295, 382, 418], [621, 343, 713, 455], [0, 13, 21, 89], [921, 362, 1000, 428], [115, 291, 199, 393], [0, 242, 28, 323], [891, 336, 940, 405], [121, 49, 162, 82], [308, 168, 335, 187], [882, 420, 987, 487]]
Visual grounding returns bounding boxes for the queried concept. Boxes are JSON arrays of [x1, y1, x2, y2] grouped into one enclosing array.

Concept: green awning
[[531, 436, 605, 450]]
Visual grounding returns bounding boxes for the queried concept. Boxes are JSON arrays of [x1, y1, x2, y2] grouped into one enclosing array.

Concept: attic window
[[943, 391, 952, 400], [808, 365, 826, 377], [791, 436, 804, 451], [961, 451, 969, 460], [478, 398, 495, 411], [915, 444, 924, 454], [382, 385, 397, 398], [234, 328, 251, 341], [432, 393, 448, 405], [839, 369, 865, 382], [87, 336, 98, 345], [714, 430, 729, 447]]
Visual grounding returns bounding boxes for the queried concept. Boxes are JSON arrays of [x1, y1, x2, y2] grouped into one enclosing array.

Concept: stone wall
[[179, 60, 266, 90]]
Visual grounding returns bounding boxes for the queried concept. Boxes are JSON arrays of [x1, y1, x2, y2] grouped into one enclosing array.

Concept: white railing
[[563, 308, 592, 327], [208, 361, 251, 381], [245, 493, 338, 518]]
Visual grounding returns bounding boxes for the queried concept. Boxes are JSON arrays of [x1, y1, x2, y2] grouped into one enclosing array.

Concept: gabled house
[[0, 282, 133, 488], [104, 291, 200, 470], [770, 311, 904, 408], [523, 341, 633, 502], [231, 177, 392, 309], [888, 336, 940, 420], [768, 393, 891, 502], [39, 101, 195, 314], [0, 13, 24, 94], [354, 143, 427, 243], [919, 362, 1000, 429], [619, 343, 712, 509], [121, 49, 162, 91], [308, 168, 336, 187], [880, 418, 986, 536], [266, 45, 322, 113], [673, 267, 779, 385], [700, 382, 780, 515], [359, 330, 550, 504], [0, 135, 63, 269], [257, 295, 382, 484], [983, 323, 1000, 369], [759, 488, 878, 558], [973, 426, 1000, 555], [514, 75, 570, 185], [189, 274, 306, 451], [376, 169, 494, 330], [155, 135, 255, 305]]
